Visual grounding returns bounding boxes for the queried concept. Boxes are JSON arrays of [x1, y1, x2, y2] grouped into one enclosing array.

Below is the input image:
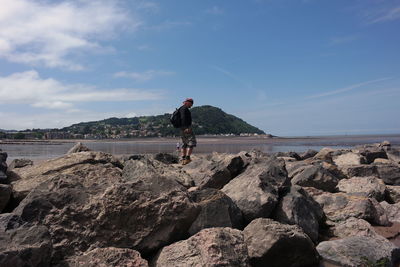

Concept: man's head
[[183, 98, 194, 108]]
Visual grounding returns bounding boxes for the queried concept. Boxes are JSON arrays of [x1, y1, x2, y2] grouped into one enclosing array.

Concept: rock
[[374, 158, 392, 164], [312, 191, 389, 226], [300, 149, 318, 160], [285, 161, 310, 178], [0, 171, 7, 184], [0, 224, 53, 267], [386, 185, 400, 203], [8, 158, 33, 169], [12, 151, 124, 199], [154, 153, 178, 164], [332, 217, 384, 239], [66, 142, 91, 154], [317, 236, 400, 267], [375, 163, 400, 185], [243, 218, 319, 267], [380, 201, 400, 223], [0, 151, 7, 173], [0, 185, 12, 212], [183, 153, 247, 190], [386, 147, 400, 164], [353, 145, 388, 164], [123, 157, 194, 188], [65, 247, 148, 267], [13, 173, 199, 263], [291, 165, 339, 192], [273, 185, 325, 243], [277, 156, 297, 162], [313, 147, 336, 162], [340, 164, 378, 178], [337, 176, 386, 201], [188, 188, 243, 235], [153, 227, 250, 267], [381, 141, 391, 147], [333, 152, 366, 167], [274, 151, 301, 160], [222, 157, 289, 223]]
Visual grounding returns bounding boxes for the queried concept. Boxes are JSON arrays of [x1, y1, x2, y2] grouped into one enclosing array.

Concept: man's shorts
[[181, 128, 197, 148]]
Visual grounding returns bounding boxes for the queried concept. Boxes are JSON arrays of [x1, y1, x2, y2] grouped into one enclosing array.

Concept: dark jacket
[[179, 105, 192, 128]]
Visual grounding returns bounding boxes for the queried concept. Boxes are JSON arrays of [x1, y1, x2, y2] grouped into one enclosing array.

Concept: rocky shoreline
[[0, 142, 400, 266]]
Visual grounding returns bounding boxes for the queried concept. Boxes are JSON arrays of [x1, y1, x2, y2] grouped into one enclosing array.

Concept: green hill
[[62, 105, 266, 138]]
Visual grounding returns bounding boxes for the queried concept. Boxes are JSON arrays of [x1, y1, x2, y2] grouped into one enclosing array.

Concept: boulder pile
[[0, 142, 400, 266]]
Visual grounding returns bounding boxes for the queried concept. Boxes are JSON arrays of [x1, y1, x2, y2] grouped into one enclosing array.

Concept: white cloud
[[114, 70, 175, 82], [0, 70, 164, 110], [206, 6, 224, 15], [305, 77, 392, 99], [367, 5, 400, 24], [0, 0, 137, 70]]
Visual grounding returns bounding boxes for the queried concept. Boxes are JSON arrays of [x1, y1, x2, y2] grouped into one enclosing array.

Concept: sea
[[1, 134, 400, 163]]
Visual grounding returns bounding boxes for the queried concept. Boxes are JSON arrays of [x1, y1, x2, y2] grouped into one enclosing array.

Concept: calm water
[[1, 134, 400, 163]]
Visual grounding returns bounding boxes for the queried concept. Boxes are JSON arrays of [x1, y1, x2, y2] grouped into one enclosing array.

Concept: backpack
[[170, 108, 181, 128]]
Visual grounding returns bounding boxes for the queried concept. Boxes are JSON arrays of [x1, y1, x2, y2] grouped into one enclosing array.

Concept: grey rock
[[317, 236, 400, 267], [243, 218, 319, 267], [154, 153, 178, 164], [341, 164, 378, 178], [0, 184, 12, 212], [375, 163, 400, 185], [222, 157, 289, 223], [333, 217, 384, 240], [0, 224, 52, 267], [337, 176, 387, 201], [188, 188, 243, 235], [380, 201, 400, 223], [183, 153, 247, 190], [386, 147, 400, 164], [333, 152, 366, 168], [312, 191, 389, 226], [273, 185, 325, 243], [313, 147, 336, 162], [386, 185, 400, 203], [66, 142, 91, 154], [123, 157, 194, 188], [274, 151, 301, 160], [8, 158, 33, 170], [153, 227, 250, 267], [65, 247, 148, 267], [300, 149, 318, 160], [0, 170, 7, 184], [353, 145, 388, 164], [291, 165, 339, 192], [0, 152, 7, 173]]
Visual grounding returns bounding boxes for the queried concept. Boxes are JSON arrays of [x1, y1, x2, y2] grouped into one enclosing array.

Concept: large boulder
[[0, 151, 7, 185], [337, 176, 387, 201], [386, 146, 400, 164], [154, 153, 178, 164], [188, 188, 243, 235], [243, 218, 319, 267], [317, 236, 400, 267], [11, 151, 124, 200], [353, 145, 388, 164], [183, 153, 247, 190], [123, 156, 194, 188], [332, 217, 384, 240], [153, 227, 250, 267], [386, 185, 400, 203], [65, 247, 148, 267], [0, 185, 12, 212], [272, 185, 324, 243], [340, 164, 378, 178], [309, 190, 389, 226], [12, 171, 199, 263], [333, 152, 366, 168], [66, 142, 91, 154], [222, 157, 289, 223], [300, 149, 318, 160], [0, 223, 52, 267], [380, 201, 400, 223], [291, 165, 339, 192], [313, 147, 337, 162], [375, 163, 400, 185]]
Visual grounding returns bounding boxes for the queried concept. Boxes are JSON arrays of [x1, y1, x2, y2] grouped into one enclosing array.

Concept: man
[[179, 98, 196, 165]]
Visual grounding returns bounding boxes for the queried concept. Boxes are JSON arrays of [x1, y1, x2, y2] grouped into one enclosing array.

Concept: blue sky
[[0, 0, 399, 136]]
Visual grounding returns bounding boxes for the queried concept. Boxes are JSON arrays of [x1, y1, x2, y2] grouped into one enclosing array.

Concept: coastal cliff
[[0, 142, 400, 266]]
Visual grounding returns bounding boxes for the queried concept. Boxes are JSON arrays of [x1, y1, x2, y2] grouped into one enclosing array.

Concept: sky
[[0, 0, 399, 136]]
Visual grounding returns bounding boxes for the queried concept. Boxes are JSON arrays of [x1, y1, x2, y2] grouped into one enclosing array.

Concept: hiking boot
[[182, 158, 192, 165]]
